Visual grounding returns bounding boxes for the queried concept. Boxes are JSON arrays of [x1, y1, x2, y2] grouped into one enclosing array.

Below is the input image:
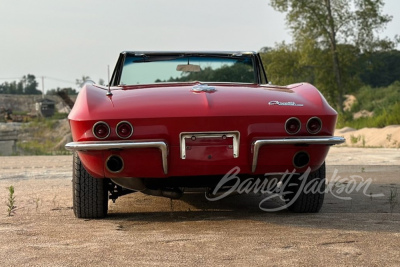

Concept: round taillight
[[116, 121, 133, 139], [307, 117, 322, 134], [285, 117, 301, 135], [92, 121, 110, 139]]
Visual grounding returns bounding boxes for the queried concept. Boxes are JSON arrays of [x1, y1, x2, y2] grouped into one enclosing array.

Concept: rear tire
[[73, 152, 109, 218], [285, 162, 326, 213]]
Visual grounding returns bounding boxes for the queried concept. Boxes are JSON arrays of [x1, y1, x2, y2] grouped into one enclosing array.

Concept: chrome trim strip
[[65, 140, 168, 174], [251, 136, 345, 173], [180, 131, 240, 159]]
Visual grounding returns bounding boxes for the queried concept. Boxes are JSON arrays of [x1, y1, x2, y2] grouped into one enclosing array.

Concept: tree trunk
[[325, 0, 344, 112]]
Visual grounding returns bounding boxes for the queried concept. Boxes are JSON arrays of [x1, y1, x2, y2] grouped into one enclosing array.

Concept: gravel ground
[[0, 147, 399, 266]]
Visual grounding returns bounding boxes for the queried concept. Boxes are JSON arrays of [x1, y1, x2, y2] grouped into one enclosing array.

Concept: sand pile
[[335, 125, 400, 148]]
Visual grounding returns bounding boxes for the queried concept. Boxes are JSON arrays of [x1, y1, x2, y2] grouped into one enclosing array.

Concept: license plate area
[[180, 131, 240, 160]]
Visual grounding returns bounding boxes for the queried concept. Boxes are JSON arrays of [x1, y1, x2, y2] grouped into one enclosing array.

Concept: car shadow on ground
[[105, 187, 400, 233]]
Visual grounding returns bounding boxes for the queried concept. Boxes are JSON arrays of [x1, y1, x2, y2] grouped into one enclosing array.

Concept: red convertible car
[[66, 51, 344, 218]]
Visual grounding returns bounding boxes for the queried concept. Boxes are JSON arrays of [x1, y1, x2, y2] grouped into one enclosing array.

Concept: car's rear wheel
[[285, 162, 326, 213], [73, 152, 109, 218]]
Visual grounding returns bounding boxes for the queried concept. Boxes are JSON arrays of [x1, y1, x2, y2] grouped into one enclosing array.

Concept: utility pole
[[41, 76, 45, 98]]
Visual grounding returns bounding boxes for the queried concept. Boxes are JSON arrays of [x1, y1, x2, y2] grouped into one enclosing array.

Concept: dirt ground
[[0, 147, 399, 266]]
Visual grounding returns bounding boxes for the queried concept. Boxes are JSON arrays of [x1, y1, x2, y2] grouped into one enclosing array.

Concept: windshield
[[119, 54, 256, 85]]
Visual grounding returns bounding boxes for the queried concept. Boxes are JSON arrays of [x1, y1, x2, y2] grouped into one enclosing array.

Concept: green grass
[[51, 112, 68, 120], [18, 139, 66, 155], [11, 111, 28, 116], [17, 115, 70, 155]]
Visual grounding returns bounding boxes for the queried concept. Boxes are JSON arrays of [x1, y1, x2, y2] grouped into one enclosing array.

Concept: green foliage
[[23, 74, 41, 94], [11, 111, 28, 116], [46, 87, 78, 96], [269, 0, 398, 111], [337, 81, 400, 129], [260, 43, 313, 86], [6, 186, 16, 216], [261, 45, 400, 104], [1, 76, 79, 95], [270, 0, 394, 52], [18, 139, 64, 155], [51, 112, 68, 120], [360, 50, 400, 87], [27, 116, 58, 129], [76, 75, 91, 88], [260, 42, 364, 106], [0, 74, 41, 95], [159, 63, 255, 83], [18, 117, 69, 155], [348, 135, 366, 147], [351, 81, 400, 112], [350, 135, 361, 144]]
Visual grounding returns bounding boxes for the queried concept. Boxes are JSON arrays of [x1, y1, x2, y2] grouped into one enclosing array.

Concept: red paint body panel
[[68, 81, 338, 179]]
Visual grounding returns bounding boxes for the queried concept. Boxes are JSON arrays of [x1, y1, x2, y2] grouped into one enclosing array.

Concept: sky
[[0, 0, 399, 93]]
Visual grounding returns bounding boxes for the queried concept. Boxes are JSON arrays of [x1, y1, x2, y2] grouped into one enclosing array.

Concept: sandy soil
[[335, 125, 400, 148], [0, 147, 399, 266]]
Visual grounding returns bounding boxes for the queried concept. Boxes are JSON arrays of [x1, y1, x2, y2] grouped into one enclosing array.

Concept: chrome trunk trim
[[65, 140, 168, 174], [180, 131, 240, 159], [251, 136, 345, 173]]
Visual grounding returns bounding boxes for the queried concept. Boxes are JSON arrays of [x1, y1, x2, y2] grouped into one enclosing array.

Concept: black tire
[[73, 152, 109, 218], [285, 162, 326, 213]]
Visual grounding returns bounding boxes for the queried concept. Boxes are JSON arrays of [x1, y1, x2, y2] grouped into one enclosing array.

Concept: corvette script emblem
[[268, 101, 304, 106]]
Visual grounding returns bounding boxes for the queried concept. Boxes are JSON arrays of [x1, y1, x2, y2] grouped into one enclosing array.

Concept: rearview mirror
[[176, 64, 201, 72]]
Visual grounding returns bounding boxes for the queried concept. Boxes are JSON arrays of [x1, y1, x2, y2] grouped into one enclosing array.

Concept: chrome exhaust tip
[[106, 155, 124, 173], [293, 151, 310, 169]]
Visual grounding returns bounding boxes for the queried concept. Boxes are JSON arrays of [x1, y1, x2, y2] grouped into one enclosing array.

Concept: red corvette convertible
[[66, 51, 344, 218]]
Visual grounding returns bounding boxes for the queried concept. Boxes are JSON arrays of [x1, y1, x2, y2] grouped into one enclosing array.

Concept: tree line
[[0, 75, 93, 95], [0, 74, 41, 95], [261, 46, 400, 105]]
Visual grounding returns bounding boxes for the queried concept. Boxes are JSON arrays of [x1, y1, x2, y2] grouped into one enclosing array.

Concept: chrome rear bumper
[[251, 136, 345, 172], [65, 136, 345, 175], [65, 140, 169, 174]]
